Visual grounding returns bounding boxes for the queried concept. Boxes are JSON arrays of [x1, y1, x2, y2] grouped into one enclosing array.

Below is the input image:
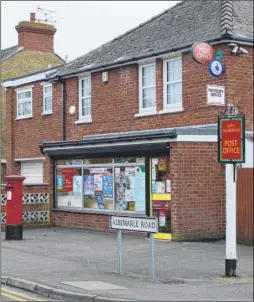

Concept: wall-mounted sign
[[207, 85, 225, 105], [190, 42, 215, 64], [209, 60, 226, 78], [218, 116, 245, 163]]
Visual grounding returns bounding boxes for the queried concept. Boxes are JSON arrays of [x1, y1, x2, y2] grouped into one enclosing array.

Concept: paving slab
[[1, 227, 253, 301]]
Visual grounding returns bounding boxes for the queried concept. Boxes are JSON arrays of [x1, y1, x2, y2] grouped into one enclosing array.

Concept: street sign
[[110, 216, 158, 279], [110, 216, 158, 233], [218, 116, 245, 163]]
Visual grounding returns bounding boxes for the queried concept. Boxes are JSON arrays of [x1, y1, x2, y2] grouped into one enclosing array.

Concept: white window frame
[[43, 84, 53, 114], [163, 57, 183, 112], [78, 76, 92, 123], [16, 87, 33, 119], [138, 63, 156, 114]]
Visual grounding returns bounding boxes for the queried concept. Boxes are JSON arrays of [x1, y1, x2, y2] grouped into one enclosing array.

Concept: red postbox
[[5, 175, 26, 240]]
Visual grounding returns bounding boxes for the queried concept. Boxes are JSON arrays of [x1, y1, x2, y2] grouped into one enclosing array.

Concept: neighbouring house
[[2, 1, 253, 240], [1, 12, 64, 183]]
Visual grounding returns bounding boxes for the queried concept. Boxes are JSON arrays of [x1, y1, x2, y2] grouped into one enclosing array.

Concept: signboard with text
[[110, 216, 158, 233], [218, 116, 245, 163]]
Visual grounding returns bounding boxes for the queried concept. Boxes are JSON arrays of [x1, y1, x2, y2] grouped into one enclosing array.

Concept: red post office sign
[[190, 42, 215, 64], [218, 116, 245, 163]]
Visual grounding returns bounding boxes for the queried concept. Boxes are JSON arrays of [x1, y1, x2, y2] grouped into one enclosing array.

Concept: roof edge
[[1, 46, 24, 62], [47, 36, 254, 81]]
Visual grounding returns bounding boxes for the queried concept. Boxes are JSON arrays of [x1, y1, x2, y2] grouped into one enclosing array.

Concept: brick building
[[1, 13, 64, 181], [3, 1, 253, 240]]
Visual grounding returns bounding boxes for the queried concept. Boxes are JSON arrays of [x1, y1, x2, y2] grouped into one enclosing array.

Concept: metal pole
[[149, 233, 155, 279], [225, 164, 237, 276], [117, 230, 122, 274]]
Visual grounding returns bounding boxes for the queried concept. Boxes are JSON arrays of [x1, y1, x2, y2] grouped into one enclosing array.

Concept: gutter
[[58, 78, 66, 141], [47, 35, 254, 82]]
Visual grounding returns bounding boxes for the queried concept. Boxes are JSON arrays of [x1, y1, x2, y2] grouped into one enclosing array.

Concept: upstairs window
[[17, 88, 32, 119], [43, 84, 52, 114], [139, 64, 156, 113], [79, 77, 91, 122], [164, 57, 182, 110]]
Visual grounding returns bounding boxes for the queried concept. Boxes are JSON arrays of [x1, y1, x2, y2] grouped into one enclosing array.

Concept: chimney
[[15, 13, 57, 52]]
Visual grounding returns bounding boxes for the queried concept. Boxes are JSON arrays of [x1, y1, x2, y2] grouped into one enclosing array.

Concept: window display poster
[[57, 174, 63, 190], [94, 174, 103, 191], [115, 173, 127, 211], [73, 176, 82, 194], [135, 166, 145, 212], [96, 194, 105, 209], [166, 179, 171, 193], [84, 175, 94, 195], [102, 175, 113, 198], [65, 175, 73, 191]]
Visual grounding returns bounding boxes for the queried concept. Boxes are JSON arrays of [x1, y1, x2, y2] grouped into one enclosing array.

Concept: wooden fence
[[237, 168, 253, 243]]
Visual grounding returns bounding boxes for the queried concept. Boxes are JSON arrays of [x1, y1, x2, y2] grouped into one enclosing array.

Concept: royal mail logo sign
[[218, 116, 245, 163], [190, 42, 215, 64]]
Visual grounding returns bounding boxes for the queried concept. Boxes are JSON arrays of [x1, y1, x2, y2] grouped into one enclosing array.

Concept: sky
[[1, 1, 180, 62]]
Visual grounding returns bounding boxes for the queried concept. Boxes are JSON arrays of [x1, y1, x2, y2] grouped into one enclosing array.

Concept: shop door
[[150, 157, 171, 239]]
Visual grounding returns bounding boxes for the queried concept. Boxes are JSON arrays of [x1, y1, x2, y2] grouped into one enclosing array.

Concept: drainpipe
[[58, 78, 66, 141]]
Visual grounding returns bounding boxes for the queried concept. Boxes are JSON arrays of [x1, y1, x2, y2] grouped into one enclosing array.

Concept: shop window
[[56, 167, 82, 208], [84, 168, 113, 210], [55, 157, 146, 213], [56, 159, 83, 165], [84, 158, 113, 165], [115, 157, 145, 164]]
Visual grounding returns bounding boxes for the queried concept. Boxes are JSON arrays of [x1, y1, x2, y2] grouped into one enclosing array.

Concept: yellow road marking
[[1, 287, 45, 301], [1, 292, 26, 301]]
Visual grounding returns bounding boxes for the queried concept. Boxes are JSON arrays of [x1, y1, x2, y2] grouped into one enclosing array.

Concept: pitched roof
[[48, 0, 253, 79], [1, 45, 23, 62]]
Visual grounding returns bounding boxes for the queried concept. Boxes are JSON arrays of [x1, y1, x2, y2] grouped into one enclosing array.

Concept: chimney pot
[[30, 12, 36, 22]]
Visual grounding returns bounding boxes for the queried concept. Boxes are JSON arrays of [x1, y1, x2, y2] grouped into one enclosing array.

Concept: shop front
[[40, 129, 176, 239]]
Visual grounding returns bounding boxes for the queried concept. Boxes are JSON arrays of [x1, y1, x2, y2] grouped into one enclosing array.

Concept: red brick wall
[[224, 47, 253, 130], [170, 142, 226, 240]]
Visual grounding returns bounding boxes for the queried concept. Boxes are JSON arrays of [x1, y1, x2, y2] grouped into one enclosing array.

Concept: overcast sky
[[1, 1, 179, 62]]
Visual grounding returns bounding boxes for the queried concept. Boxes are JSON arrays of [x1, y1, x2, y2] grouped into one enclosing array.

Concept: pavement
[[1, 285, 55, 301], [1, 227, 253, 301]]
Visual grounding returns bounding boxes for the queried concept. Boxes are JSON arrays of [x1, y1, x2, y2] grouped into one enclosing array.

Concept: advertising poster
[[57, 174, 63, 190], [102, 175, 113, 198], [96, 195, 105, 209], [115, 172, 127, 211], [73, 176, 82, 194], [65, 175, 73, 192], [135, 166, 145, 212], [94, 174, 103, 191], [84, 175, 94, 195]]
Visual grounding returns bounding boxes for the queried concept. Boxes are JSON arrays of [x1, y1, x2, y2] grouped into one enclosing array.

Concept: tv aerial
[[36, 6, 56, 24]]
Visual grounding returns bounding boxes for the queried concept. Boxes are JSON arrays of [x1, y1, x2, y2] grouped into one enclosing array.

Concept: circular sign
[[190, 42, 215, 64], [208, 60, 224, 77]]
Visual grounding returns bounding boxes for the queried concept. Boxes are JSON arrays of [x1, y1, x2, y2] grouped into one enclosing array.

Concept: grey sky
[[1, 1, 179, 62]]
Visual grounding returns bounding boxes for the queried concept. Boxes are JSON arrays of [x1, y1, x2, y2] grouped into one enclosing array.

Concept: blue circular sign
[[209, 60, 224, 77]]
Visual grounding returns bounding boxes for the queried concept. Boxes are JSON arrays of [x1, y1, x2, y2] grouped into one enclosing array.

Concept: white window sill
[[42, 112, 52, 116], [16, 116, 33, 120], [207, 102, 225, 106], [75, 118, 92, 124], [134, 111, 157, 118], [158, 107, 184, 115]]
